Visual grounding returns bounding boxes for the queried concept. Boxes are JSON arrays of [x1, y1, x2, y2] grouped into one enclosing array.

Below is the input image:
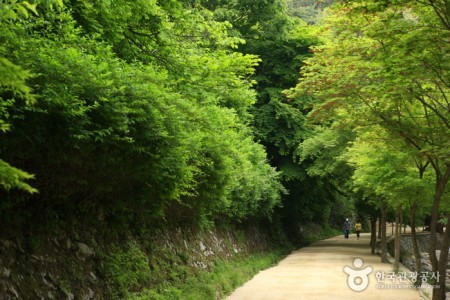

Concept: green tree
[[201, 0, 290, 40], [286, 0, 332, 24], [198, 0, 347, 236], [344, 126, 434, 268], [0, 1, 45, 193], [0, 0, 285, 230], [291, 1, 450, 297]]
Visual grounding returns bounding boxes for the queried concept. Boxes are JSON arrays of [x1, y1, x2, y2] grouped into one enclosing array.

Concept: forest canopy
[[0, 0, 289, 227]]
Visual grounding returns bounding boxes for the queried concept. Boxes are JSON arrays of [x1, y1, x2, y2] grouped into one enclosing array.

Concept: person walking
[[355, 221, 362, 240], [344, 218, 350, 239]]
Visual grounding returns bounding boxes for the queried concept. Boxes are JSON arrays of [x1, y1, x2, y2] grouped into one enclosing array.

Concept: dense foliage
[[5, 0, 448, 297], [199, 0, 355, 237], [0, 0, 287, 228], [0, 0, 353, 239], [290, 0, 450, 298]]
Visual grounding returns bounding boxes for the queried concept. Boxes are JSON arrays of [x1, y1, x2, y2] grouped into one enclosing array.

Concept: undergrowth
[[129, 248, 288, 300]]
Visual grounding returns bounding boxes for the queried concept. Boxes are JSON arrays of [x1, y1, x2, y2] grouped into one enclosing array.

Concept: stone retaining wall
[[387, 232, 442, 261]]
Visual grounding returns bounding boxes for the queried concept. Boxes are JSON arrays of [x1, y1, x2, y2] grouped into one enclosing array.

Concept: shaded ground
[[226, 233, 423, 300]]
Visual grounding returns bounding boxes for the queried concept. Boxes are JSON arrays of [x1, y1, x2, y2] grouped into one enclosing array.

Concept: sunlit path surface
[[225, 233, 423, 300]]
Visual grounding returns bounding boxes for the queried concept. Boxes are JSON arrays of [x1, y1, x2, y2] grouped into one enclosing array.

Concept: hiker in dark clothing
[[344, 218, 351, 239]]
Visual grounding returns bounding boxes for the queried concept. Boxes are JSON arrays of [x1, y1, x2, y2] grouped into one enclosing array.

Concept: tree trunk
[[435, 215, 450, 300], [370, 214, 377, 254], [380, 202, 388, 263], [430, 164, 450, 300], [378, 217, 382, 239], [410, 203, 422, 274], [394, 205, 402, 272]]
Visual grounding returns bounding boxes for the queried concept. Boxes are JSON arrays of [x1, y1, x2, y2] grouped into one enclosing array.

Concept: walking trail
[[226, 233, 423, 300]]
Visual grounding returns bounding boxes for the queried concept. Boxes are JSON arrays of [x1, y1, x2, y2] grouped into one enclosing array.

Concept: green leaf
[[21, 2, 38, 16], [0, 160, 37, 193]]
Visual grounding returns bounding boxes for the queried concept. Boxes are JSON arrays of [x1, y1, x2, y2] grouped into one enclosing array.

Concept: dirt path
[[225, 233, 423, 300]]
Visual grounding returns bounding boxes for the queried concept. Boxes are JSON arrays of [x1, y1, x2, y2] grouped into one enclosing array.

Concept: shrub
[[102, 242, 150, 299]]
